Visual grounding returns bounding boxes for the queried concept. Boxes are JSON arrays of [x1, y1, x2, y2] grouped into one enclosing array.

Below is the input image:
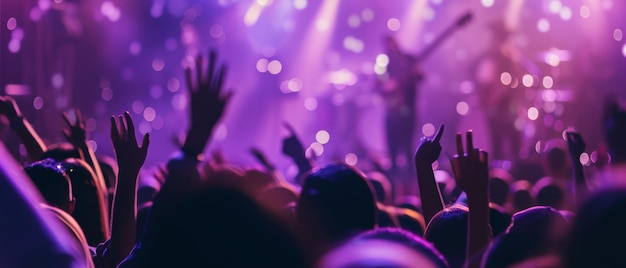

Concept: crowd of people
[[1, 47, 626, 268]]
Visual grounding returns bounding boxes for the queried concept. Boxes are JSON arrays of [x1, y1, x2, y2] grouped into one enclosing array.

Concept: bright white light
[[376, 54, 389, 67], [310, 142, 324, 156], [560, 7, 572, 20], [522, 74, 534, 87], [500, 72, 512, 85], [422, 123, 435, 137], [100, 1, 121, 22], [348, 14, 360, 28], [256, 58, 269, 73], [361, 9, 374, 21], [481, 0, 494, 8], [345, 153, 358, 166], [294, 0, 307, 10], [537, 19, 550, 33], [316, 18, 331, 31], [549, 0, 562, 13], [542, 76, 554, 89], [542, 89, 557, 102], [456, 101, 469, 115], [268, 60, 282, 74], [528, 107, 539, 120], [623, 44, 626, 58], [316, 130, 330, 144], [580, 152, 590, 165], [304, 97, 318, 111], [387, 18, 401, 31], [288, 78, 303, 92], [244, 3, 264, 26], [343, 36, 364, 53], [257, 0, 273, 6], [6, 17, 16, 30], [143, 107, 156, 122]]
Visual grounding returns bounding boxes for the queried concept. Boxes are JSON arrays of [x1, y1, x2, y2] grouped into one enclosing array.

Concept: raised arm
[[108, 111, 149, 266], [414, 124, 445, 224], [281, 122, 312, 185], [566, 131, 587, 208], [0, 96, 47, 162], [451, 130, 490, 268], [181, 50, 233, 160], [62, 109, 107, 202]]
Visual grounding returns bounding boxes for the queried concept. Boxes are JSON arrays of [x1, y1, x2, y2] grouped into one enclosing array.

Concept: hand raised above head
[[566, 131, 586, 159], [62, 109, 87, 146], [450, 130, 489, 196], [415, 124, 444, 166], [110, 111, 149, 176], [182, 50, 233, 157], [281, 122, 305, 159], [184, 50, 233, 134]]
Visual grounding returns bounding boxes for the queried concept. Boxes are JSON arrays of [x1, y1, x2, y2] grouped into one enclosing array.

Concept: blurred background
[[1, 0, 625, 182]]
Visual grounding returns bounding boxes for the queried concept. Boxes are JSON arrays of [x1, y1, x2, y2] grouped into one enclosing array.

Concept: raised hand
[[281, 122, 312, 185], [414, 124, 445, 224], [450, 130, 490, 265], [0, 95, 22, 120], [251, 147, 275, 171], [415, 124, 444, 165], [108, 111, 149, 267], [62, 109, 87, 147], [566, 130, 587, 208], [110, 112, 149, 176], [182, 50, 233, 158], [450, 130, 489, 195], [566, 131, 586, 160], [281, 122, 306, 159]]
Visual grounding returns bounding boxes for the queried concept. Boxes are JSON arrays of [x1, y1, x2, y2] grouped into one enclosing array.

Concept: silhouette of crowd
[[1, 48, 626, 268]]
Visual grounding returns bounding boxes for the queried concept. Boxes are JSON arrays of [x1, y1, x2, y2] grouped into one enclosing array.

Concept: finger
[[466, 130, 473, 157], [207, 50, 217, 89], [479, 150, 488, 163], [75, 109, 83, 126], [213, 64, 228, 94], [110, 116, 119, 143], [124, 111, 136, 141], [62, 130, 71, 141], [433, 124, 444, 143], [140, 133, 150, 150], [185, 67, 193, 93], [283, 122, 296, 136], [118, 115, 127, 138], [455, 133, 463, 157], [196, 54, 203, 89], [61, 112, 72, 127]]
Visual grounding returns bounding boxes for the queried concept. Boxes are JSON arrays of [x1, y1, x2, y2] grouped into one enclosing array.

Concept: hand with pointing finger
[[415, 124, 444, 166]]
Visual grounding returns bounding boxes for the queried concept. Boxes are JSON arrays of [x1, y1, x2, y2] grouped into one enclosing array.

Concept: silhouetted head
[[126, 186, 311, 267], [367, 171, 392, 205], [488, 177, 510, 206], [40, 142, 80, 162], [395, 207, 426, 237], [603, 98, 626, 163], [489, 202, 512, 237], [483, 206, 569, 268], [541, 139, 570, 177], [320, 227, 449, 268], [535, 183, 565, 210], [510, 180, 533, 213], [24, 158, 75, 214], [565, 188, 626, 268], [424, 205, 468, 268], [296, 164, 377, 247], [61, 158, 108, 245]]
